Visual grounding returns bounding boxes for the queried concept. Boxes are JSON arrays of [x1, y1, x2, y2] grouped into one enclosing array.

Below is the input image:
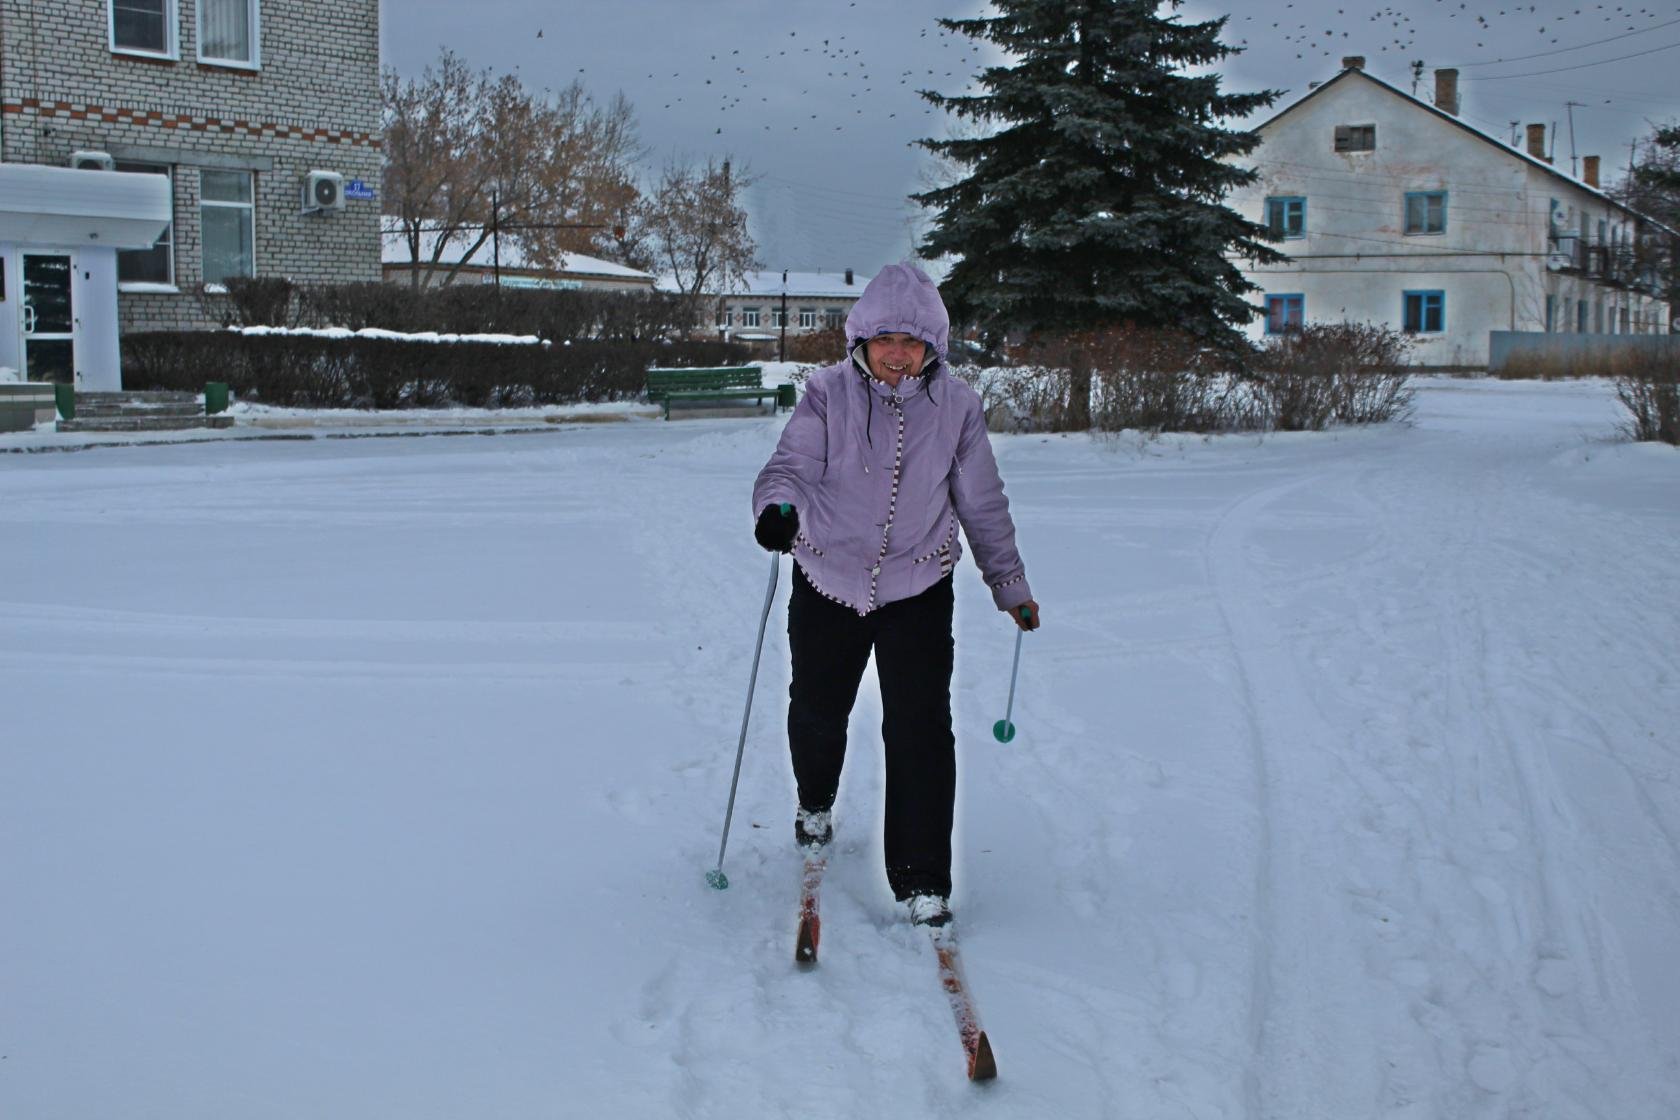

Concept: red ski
[[794, 854, 826, 965], [930, 927, 997, 1081]]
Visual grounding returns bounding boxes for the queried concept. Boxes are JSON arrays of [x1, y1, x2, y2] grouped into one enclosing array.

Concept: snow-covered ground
[[1, 377, 1676, 1119]]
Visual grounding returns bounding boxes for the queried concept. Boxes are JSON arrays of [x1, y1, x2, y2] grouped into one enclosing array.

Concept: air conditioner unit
[[1545, 251, 1573, 272], [302, 170, 345, 214], [69, 150, 115, 171]]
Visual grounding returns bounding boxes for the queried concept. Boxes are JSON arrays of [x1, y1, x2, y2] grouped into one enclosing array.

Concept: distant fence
[[1489, 331, 1680, 377]]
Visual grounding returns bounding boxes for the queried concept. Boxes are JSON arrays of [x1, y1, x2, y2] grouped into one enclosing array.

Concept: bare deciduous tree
[[634, 157, 758, 337], [382, 50, 642, 289]]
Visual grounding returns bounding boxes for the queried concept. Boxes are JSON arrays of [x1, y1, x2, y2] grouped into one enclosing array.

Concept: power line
[[1464, 39, 1680, 82], [1450, 15, 1680, 69]]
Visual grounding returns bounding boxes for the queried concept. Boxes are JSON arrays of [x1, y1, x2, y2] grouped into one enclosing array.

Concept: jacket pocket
[[910, 514, 958, 567]]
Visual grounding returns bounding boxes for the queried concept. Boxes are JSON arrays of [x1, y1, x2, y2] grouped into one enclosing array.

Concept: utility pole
[[491, 184, 502, 288], [779, 269, 788, 362], [1564, 102, 1583, 178]]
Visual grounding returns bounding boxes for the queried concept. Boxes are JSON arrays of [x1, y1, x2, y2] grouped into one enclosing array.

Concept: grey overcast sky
[[379, 1, 1680, 277]]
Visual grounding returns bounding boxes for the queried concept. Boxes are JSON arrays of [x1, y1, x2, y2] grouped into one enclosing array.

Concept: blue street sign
[[344, 180, 377, 201]]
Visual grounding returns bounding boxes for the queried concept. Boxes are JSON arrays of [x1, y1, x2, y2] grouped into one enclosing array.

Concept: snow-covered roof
[[654, 269, 871, 300], [380, 221, 654, 281]]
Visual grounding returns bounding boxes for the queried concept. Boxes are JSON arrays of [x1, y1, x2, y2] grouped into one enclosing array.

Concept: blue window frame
[[1576, 299, 1588, 333], [1545, 294, 1556, 333], [1265, 196, 1306, 240], [1404, 191, 1447, 235], [1265, 293, 1304, 334], [1402, 290, 1444, 334]]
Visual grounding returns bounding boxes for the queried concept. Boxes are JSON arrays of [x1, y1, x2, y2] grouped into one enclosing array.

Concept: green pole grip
[[779, 503, 792, 516]]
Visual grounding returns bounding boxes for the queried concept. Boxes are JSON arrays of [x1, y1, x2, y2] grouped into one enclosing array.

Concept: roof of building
[[1256, 66, 1676, 235], [654, 269, 872, 300], [380, 221, 654, 280], [0, 163, 171, 249]]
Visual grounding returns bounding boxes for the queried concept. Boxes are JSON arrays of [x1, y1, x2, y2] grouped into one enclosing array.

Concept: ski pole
[[993, 605, 1031, 743], [707, 534, 784, 890]]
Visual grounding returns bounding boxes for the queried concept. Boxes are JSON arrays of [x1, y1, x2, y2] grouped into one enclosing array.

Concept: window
[[1545, 294, 1556, 334], [111, 0, 176, 57], [1404, 191, 1447, 235], [1265, 196, 1306, 240], [1333, 124, 1375, 152], [824, 308, 844, 330], [115, 162, 174, 286], [771, 307, 786, 328], [715, 305, 730, 327], [199, 169, 254, 285], [798, 308, 817, 329], [1576, 299, 1588, 333], [742, 308, 760, 328], [1402, 290, 1444, 334], [1595, 300, 1604, 333], [1265, 294, 1304, 334], [198, 0, 259, 67], [1621, 307, 1631, 333]]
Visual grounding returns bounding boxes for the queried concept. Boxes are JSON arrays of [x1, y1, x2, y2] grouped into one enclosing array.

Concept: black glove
[[755, 504, 798, 553]]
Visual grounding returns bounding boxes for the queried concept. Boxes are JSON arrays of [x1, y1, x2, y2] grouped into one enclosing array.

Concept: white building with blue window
[[1230, 58, 1673, 368]]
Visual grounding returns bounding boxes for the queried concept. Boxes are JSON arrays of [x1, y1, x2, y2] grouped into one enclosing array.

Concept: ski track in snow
[[1, 379, 1676, 1118]]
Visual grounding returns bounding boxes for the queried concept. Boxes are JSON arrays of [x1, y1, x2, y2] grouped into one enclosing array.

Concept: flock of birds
[[1245, 2, 1673, 60], [510, 2, 1675, 142]]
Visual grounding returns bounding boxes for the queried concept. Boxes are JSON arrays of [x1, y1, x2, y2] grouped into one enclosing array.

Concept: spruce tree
[[914, 0, 1281, 355]]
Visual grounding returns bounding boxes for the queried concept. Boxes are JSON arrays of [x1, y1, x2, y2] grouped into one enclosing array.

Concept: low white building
[[1230, 59, 1673, 368], [382, 223, 656, 292], [0, 163, 171, 388], [655, 269, 870, 346]]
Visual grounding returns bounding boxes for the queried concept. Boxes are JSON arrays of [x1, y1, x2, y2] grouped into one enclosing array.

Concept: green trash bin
[[205, 382, 230, 414], [54, 383, 75, 421], [776, 383, 797, 411]]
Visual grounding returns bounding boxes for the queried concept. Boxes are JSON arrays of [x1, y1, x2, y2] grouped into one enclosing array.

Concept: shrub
[[1085, 326, 1257, 434], [220, 277, 300, 327], [785, 327, 848, 365], [1251, 323, 1414, 430], [1615, 357, 1680, 444], [120, 330, 750, 409]]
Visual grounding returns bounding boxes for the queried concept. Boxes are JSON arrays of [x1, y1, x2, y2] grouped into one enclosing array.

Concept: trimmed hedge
[[218, 277, 697, 342], [122, 331, 751, 409]]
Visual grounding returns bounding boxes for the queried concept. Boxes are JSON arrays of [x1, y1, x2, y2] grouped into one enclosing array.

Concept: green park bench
[[646, 366, 790, 421]]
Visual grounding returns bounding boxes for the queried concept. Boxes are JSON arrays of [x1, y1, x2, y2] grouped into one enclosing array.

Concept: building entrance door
[[22, 253, 76, 385]]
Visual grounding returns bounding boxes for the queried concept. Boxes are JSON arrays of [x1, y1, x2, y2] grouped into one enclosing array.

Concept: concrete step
[[78, 391, 199, 405], [75, 402, 204, 418], [58, 415, 233, 434]]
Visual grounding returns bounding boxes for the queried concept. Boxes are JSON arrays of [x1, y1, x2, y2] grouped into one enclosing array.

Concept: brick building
[[0, 0, 382, 336]]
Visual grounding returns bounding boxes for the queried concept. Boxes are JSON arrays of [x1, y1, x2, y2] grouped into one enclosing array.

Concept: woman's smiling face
[[865, 332, 926, 386]]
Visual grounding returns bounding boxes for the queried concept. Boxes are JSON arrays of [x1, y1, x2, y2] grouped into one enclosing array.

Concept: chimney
[[1583, 155, 1600, 188], [1434, 69, 1459, 116], [1526, 123, 1548, 162], [1342, 56, 1365, 71], [844, 268, 854, 286]]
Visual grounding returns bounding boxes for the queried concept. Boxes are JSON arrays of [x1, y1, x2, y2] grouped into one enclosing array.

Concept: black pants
[[787, 564, 956, 900]]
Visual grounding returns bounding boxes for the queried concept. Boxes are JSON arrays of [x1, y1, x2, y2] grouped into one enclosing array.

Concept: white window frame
[[798, 308, 817, 329], [197, 0, 261, 69], [115, 161, 176, 291], [199, 169, 256, 288], [742, 308, 760, 328], [109, 0, 179, 60]]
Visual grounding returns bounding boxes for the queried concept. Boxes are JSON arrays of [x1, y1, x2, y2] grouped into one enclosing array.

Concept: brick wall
[[1, 0, 382, 331]]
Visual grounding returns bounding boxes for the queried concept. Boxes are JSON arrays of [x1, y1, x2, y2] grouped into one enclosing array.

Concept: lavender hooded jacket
[[752, 264, 1033, 616]]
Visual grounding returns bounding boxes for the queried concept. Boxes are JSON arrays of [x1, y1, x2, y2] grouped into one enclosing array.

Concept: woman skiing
[[751, 262, 1038, 928]]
